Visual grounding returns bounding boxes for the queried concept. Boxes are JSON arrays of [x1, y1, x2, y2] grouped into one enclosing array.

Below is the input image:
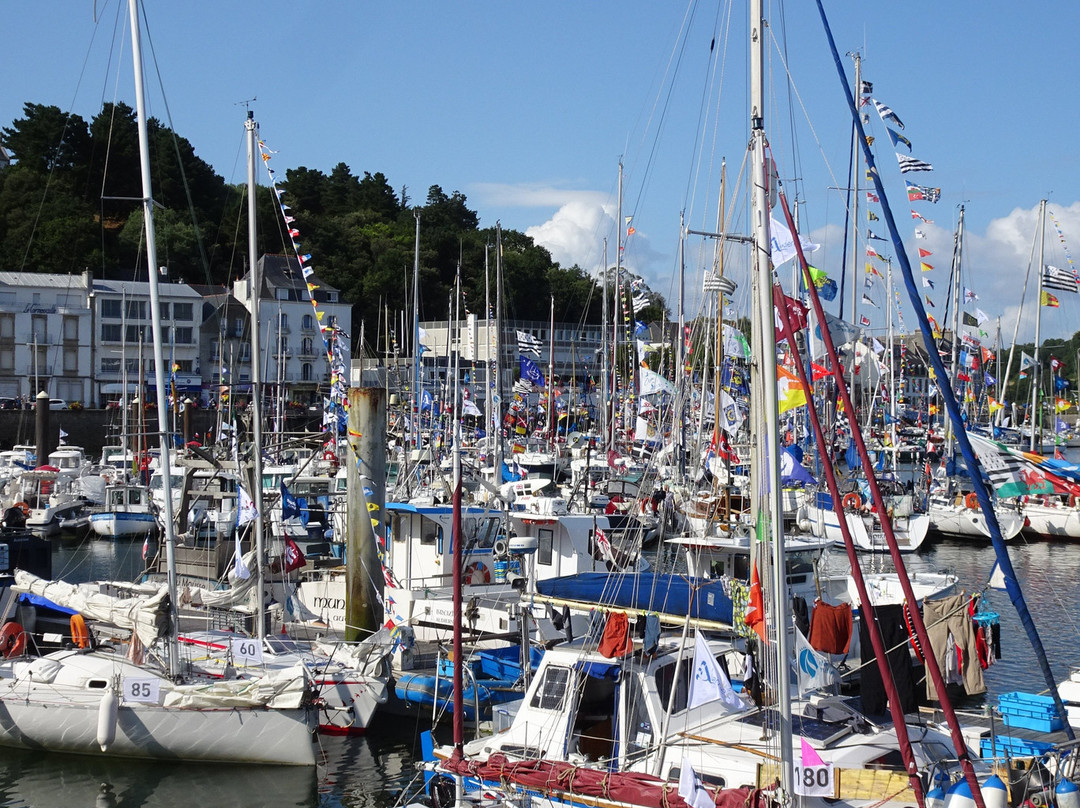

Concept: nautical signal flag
[[777, 366, 808, 413], [964, 287, 979, 302], [1042, 290, 1060, 308], [866, 191, 879, 204], [919, 248, 933, 258], [859, 315, 871, 327], [922, 277, 935, 289], [921, 262, 933, 272], [888, 127, 913, 152], [925, 295, 935, 308], [873, 99, 905, 130], [868, 210, 879, 222]]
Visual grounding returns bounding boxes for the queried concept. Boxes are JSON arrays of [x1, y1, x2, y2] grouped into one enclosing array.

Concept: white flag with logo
[[237, 484, 258, 526], [718, 390, 744, 435], [679, 756, 716, 808], [794, 626, 837, 695], [688, 630, 744, 711]]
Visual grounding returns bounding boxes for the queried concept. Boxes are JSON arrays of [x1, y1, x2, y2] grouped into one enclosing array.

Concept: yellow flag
[[777, 366, 807, 413]]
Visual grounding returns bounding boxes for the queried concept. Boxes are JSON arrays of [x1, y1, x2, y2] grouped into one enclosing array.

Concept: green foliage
[[0, 100, 613, 346]]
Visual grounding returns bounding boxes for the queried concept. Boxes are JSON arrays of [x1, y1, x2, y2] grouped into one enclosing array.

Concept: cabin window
[[537, 528, 554, 566], [624, 674, 654, 763], [530, 665, 570, 711]]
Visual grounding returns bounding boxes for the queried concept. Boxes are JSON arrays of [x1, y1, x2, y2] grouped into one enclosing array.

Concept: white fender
[[980, 776, 1007, 808], [1056, 779, 1080, 808], [96, 687, 118, 751]]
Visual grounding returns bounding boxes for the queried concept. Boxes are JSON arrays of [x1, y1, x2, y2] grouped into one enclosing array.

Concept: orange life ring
[[0, 622, 26, 659], [465, 561, 491, 585], [13, 502, 29, 517], [965, 493, 980, 510], [70, 613, 90, 649], [842, 492, 861, 510]]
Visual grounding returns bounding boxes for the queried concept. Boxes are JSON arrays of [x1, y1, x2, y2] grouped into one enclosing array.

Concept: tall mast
[[611, 163, 623, 451], [749, 0, 793, 793], [412, 214, 422, 452], [600, 238, 609, 443], [493, 223, 504, 482], [677, 211, 686, 480], [1031, 199, 1047, 451], [849, 53, 861, 330], [128, 0, 180, 674], [245, 112, 268, 643], [484, 243, 493, 454], [946, 206, 965, 450], [548, 295, 555, 440]]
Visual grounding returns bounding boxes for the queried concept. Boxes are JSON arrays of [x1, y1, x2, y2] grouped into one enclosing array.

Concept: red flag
[[811, 362, 830, 381], [918, 248, 932, 258], [745, 562, 766, 643], [283, 538, 307, 572], [772, 284, 808, 344]]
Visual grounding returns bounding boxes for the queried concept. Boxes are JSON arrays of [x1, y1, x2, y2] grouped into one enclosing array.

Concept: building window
[[63, 316, 78, 341], [63, 347, 78, 373], [0, 315, 13, 340], [301, 363, 312, 381], [125, 301, 146, 320], [101, 324, 121, 342], [31, 315, 47, 342], [0, 348, 12, 372], [174, 327, 193, 345], [101, 358, 121, 374], [158, 302, 170, 320], [210, 340, 220, 361], [174, 302, 193, 321], [101, 300, 122, 319], [301, 337, 313, 355], [279, 313, 289, 330], [125, 325, 150, 344], [302, 314, 314, 330]]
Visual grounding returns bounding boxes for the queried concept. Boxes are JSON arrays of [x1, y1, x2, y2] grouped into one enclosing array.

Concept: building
[[91, 277, 203, 408], [0, 271, 92, 403], [232, 256, 351, 407]]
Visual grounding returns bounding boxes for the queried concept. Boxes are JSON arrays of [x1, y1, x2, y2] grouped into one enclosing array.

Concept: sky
[[5, 1, 1080, 348]]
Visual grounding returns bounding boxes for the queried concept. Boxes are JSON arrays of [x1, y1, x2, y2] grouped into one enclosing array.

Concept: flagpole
[[1031, 200, 1047, 451], [945, 205, 964, 453]]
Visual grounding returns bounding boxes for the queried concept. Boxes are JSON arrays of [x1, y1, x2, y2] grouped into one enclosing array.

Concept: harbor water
[[0, 535, 1077, 807]]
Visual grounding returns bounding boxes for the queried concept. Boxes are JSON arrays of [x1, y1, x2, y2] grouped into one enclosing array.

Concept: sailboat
[[422, 4, 983, 807], [0, 0, 317, 764]]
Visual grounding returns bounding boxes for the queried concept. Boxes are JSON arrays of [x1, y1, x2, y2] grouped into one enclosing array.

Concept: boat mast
[[494, 223, 504, 483], [128, 0, 181, 675], [946, 206, 965, 452], [1031, 199, 1047, 451], [600, 238, 609, 444], [749, 0, 793, 793], [548, 295, 555, 440], [245, 112, 268, 643], [611, 163, 623, 452]]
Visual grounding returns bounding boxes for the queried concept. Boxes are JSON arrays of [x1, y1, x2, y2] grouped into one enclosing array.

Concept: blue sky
[[6, 1, 1080, 345]]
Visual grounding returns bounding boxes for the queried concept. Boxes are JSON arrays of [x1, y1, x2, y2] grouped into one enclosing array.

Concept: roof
[[92, 280, 202, 299], [253, 255, 340, 304], [0, 272, 90, 290]]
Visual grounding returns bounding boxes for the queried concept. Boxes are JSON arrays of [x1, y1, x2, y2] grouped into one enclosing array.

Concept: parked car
[[48, 399, 68, 410]]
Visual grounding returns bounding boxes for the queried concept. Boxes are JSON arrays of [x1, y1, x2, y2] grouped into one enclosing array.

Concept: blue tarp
[[536, 573, 734, 625]]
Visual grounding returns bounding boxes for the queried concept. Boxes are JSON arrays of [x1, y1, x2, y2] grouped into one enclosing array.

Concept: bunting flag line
[[1043, 264, 1079, 293], [516, 330, 543, 357], [906, 182, 941, 203], [887, 127, 912, 151], [872, 99, 905, 130], [1048, 210, 1080, 283], [897, 154, 934, 173]]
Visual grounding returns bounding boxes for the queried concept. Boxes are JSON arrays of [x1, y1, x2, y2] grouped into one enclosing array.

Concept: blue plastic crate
[[980, 734, 1055, 759], [998, 691, 1064, 733]]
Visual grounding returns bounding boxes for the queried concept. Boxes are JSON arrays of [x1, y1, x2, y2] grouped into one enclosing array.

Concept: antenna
[[235, 96, 257, 112]]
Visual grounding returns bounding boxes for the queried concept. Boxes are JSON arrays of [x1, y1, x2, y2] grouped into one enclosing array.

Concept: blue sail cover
[[536, 573, 734, 625]]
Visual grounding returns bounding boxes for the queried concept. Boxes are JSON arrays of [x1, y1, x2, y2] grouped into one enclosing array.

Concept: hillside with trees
[[0, 102, 668, 347]]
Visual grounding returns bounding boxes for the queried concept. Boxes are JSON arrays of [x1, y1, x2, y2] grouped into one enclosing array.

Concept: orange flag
[[746, 562, 766, 643]]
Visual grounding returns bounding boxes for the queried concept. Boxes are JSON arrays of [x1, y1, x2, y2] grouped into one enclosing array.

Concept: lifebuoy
[[965, 493, 980, 510], [70, 613, 90, 649], [0, 622, 26, 659], [13, 502, 29, 517], [842, 492, 861, 510], [464, 561, 490, 585]]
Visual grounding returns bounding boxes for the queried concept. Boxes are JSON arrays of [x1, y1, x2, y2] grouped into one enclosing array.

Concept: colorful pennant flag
[[921, 262, 933, 272]]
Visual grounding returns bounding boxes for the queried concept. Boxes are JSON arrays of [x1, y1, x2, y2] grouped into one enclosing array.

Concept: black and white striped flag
[[512, 378, 533, 396], [1043, 264, 1079, 294], [896, 154, 933, 174], [516, 330, 543, 357], [632, 293, 650, 311]]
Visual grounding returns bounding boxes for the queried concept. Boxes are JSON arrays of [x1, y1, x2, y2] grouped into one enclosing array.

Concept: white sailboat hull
[[1020, 501, 1080, 539], [0, 651, 317, 765], [927, 499, 1025, 540]]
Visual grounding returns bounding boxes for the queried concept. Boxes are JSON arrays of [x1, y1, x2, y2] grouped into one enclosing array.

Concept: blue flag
[[519, 355, 546, 387], [281, 481, 301, 520], [985, 372, 997, 386], [420, 388, 434, 411]]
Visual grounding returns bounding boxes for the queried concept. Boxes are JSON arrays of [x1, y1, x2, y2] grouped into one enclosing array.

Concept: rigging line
[[138, 2, 213, 285], [771, 0, 807, 206]]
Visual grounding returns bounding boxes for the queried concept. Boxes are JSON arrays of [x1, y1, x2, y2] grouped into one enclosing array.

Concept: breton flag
[[906, 182, 941, 203], [1043, 264, 1079, 293], [873, 99, 905, 130], [897, 154, 934, 173], [887, 127, 912, 152], [516, 330, 543, 357]]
